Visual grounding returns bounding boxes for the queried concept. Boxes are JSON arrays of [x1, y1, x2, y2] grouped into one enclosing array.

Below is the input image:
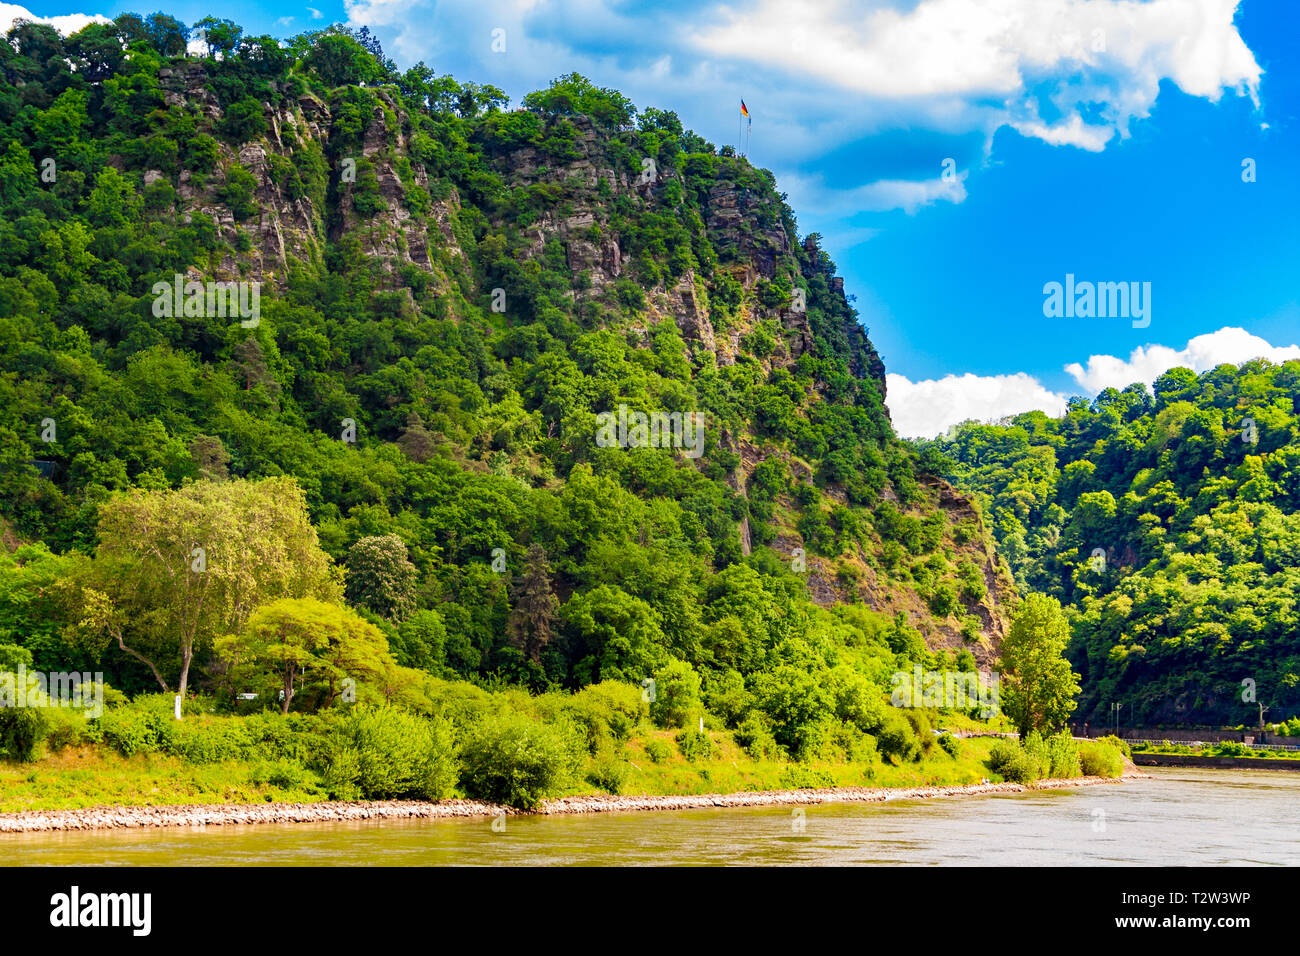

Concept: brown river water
[[3, 768, 1297, 865]]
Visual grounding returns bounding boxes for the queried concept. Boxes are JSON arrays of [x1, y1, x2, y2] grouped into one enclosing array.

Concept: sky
[[7, 0, 1298, 437]]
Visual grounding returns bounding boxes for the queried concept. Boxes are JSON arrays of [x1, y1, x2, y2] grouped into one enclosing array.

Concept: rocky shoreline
[[0, 773, 1137, 834]]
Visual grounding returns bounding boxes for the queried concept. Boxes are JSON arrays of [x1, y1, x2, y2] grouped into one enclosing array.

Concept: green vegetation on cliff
[[0, 14, 1033, 801]]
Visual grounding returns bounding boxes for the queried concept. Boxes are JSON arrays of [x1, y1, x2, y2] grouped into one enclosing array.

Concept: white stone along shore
[[0, 773, 1138, 834]]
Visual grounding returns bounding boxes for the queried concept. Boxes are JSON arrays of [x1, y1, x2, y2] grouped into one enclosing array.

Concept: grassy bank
[[0, 728, 1095, 814], [0, 679, 1125, 814], [0, 731, 1006, 814], [1131, 740, 1300, 761]]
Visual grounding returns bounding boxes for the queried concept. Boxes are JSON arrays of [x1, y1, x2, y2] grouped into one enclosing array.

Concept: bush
[[1094, 734, 1131, 757], [937, 733, 961, 758], [650, 659, 702, 729], [904, 710, 936, 755], [674, 728, 713, 763], [585, 754, 630, 794], [458, 712, 579, 809], [98, 706, 160, 757], [321, 706, 456, 801], [555, 681, 646, 755], [830, 723, 878, 764], [0, 707, 48, 761], [162, 718, 252, 763], [1079, 741, 1124, 778], [248, 759, 316, 791], [572, 681, 646, 740], [987, 740, 1042, 784], [643, 738, 672, 763], [43, 707, 92, 752], [243, 712, 324, 763], [778, 765, 836, 790], [733, 712, 782, 760], [1044, 732, 1081, 778], [1020, 732, 1053, 778], [876, 713, 922, 763]]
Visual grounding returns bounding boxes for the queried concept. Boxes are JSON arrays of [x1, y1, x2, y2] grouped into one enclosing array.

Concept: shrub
[[162, 718, 252, 763], [1213, 741, 1248, 757], [987, 740, 1042, 784], [249, 759, 316, 791], [674, 728, 713, 763], [572, 681, 646, 739], [458, 712, 579, 809], [43, 708, 92, 752], [643, 738, 672, 763], [243, 712, 324, 763], [1020, 732, 1053, 778], [585, 754, 630, 794], [778, 765, 836, 790], [937, 733, 961, 758], [650, 659, 702, 729], [1094, 734, 1131, 758], [1079, 741, 1124, 778], [876, 713, 922, 763], [321, 706, 456, 801], [98, 706, 160, 757], [0, 707, 47, 761], [904, 710, 936, 754], [733, 712, 782, 760], [1044, 732, 1081, 778]]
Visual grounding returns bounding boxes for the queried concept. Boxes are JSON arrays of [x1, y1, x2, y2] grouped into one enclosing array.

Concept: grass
[[563, 731, 1006, 798], [0, 747, 329, 813], [0, 733, 1023, 813]]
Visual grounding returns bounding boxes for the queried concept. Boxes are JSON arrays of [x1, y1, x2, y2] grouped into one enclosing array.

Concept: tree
[[192, 17, 242, 59], [143, 13, 189, 57], [306, 33, 380, 87], [76, 478, 340, 709], [508, 544, 557, 663], [1000, 594, 1081, 739], [649, 658, 701, 729], [344, 534, 417, 621], [217, 597, 393, 712]]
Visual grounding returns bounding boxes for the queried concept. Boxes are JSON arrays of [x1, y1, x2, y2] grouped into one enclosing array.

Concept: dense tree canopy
[[921, 360, 1300, 724]]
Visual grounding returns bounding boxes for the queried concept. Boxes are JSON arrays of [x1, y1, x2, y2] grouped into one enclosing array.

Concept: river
[[4, 768, 1297, 865]]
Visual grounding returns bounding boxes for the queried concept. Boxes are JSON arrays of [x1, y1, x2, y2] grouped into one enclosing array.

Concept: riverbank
[[0, 771, 1139, 834], [1132, 752, 1300, 771]]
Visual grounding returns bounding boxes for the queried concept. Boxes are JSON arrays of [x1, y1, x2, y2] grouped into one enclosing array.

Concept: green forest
[[916, 363, 1300, 726], [0, 11, 1156, 807]]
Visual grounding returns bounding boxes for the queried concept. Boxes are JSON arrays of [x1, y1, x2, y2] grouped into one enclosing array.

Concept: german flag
[[740, 100, 750, 119]]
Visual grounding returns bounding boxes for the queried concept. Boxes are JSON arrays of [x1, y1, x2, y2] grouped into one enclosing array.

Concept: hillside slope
[[919, 365, 1300, 726], [0, 17, 1014, 714]]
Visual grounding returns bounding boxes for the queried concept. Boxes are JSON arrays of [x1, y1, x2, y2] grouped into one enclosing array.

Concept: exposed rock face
[[157, 66, 469, 295], [705, 179, 790, 278], [149, 70, 997, 654]]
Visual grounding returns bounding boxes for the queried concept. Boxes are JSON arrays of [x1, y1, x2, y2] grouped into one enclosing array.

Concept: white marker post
[[174, 695, 182, 720]]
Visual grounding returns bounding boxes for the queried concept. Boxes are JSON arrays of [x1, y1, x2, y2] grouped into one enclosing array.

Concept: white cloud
[[695, 0, 1262, 151], [276, 16, 296, 28], [887, 326, 1300, 439], [886, 371, 1068, 439], [1065, 326, 1300, 392], [1011, 113, 1114, 152], [783, 169, 968, 217], [308, 7, 324, 19], [0, 2, 108, 36]]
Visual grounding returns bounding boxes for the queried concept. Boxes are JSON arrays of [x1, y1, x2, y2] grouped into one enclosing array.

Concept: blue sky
[[8, 0, 1298, 436]]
